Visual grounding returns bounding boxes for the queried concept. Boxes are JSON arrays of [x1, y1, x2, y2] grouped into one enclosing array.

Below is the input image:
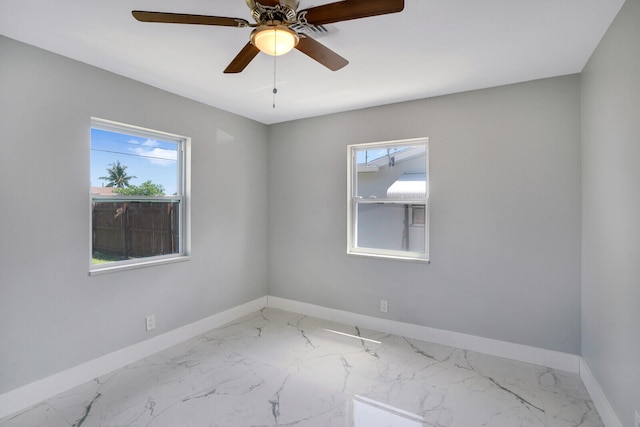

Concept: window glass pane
[[92, 200, 180, 264], [354, 145, 426, 199], [356, 204, 426, 253], [90, 128, 179, 196]]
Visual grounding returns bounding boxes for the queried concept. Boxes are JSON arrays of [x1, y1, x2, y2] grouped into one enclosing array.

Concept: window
[[90, 118, 190, 273], [347, 138, 429, 262]]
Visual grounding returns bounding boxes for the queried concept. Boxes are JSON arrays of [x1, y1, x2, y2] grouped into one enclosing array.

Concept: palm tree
[[99, 160, 136, 188]]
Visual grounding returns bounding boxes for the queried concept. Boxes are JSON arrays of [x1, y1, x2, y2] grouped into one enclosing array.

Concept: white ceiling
[[0, 0, 625, 125]]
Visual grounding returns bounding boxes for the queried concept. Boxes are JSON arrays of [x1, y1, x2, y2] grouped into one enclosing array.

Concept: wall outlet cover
[[145, 315, 156, 331], [380, 300, 388, 313], [634, 410, 640, 427]]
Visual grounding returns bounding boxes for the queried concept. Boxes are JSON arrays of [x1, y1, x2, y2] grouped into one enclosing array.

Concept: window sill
[[89, 255, 191, 276], [347, 250, 430, 263]]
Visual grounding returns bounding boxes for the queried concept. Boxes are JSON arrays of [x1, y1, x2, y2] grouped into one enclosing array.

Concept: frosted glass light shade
[[251, 25, 299, 56]]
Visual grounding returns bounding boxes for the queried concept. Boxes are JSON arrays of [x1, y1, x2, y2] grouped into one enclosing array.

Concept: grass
[[91, 251, 125, 265]]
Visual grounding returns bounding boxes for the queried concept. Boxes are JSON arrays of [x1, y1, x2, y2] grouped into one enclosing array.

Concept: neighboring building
[[90, 186, 115, 196]]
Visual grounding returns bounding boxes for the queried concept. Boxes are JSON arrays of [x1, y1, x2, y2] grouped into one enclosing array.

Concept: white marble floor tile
[[0, 308, 604, 427], [542, 391, 604, 427]]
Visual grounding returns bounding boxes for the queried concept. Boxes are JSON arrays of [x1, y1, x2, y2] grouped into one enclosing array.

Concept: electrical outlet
[[145, 315, 156, 331], [380, 300, 388, 313], [634, 410, 639, 427]]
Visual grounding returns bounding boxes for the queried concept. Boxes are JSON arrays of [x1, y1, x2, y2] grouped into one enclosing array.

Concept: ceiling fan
[[132, 0, 404, 73]]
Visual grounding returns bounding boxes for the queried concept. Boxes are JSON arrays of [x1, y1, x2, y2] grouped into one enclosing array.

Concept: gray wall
[[0, 36, 269, 394], [581, 0, 640, 425], [268, 75, 582, 354]]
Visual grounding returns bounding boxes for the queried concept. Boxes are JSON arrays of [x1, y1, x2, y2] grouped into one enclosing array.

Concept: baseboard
[[580, 358, 622, 427], [2, 296, 619, 425], [266, 296, 581, 373], [0, 296, 267, 420]]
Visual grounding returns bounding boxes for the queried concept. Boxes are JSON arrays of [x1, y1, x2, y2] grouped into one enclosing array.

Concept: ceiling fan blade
[[299, 0, 404, 26], [132, 11, 251, 28], [295, 36, 348, 71], [224, 42, 261, 73]]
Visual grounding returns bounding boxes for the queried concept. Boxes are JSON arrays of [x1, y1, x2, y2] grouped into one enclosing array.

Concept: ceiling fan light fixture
[[251, 25, 299, 56]]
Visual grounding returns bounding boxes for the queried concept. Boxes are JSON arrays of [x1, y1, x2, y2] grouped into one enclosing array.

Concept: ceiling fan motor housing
[[247, 0, 299, 25]]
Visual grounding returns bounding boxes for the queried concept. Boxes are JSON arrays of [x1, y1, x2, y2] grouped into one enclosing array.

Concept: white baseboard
[[0, 296, 267, 420], [2, 295, 620, 427], [580, 358, 622, 427], [266, 296, 581, 373]]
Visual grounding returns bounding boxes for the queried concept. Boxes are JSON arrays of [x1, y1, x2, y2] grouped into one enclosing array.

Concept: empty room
[[0, 0, 638, 426]]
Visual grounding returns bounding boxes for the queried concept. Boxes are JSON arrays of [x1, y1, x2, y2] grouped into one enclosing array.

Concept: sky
[[356, 147, 406, 165], [90, 128, 179, 195]]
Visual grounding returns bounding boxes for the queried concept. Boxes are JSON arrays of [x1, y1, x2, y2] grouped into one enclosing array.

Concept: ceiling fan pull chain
[[273, 28, 278, 109]]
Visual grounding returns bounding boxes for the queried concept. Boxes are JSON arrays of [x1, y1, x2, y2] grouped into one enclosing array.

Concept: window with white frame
[[90, 118, 190, 273], [347, 138, 429, 262]]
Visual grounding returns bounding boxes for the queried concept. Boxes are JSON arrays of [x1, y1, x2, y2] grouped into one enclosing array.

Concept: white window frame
[[89, 118, 191, 275], [347, 137, 429, 262]]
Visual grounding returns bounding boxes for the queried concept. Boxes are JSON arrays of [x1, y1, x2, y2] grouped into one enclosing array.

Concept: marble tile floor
[[1, 308, 604, 427]]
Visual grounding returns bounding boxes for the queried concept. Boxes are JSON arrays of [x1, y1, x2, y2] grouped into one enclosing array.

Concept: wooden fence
[[92, 201, 179, 260]]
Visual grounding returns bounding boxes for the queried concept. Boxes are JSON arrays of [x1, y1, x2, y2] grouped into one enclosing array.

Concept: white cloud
[[128, 138, 160, 148], [130, 146, 177, 166], [142, 139, 160, 147]]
